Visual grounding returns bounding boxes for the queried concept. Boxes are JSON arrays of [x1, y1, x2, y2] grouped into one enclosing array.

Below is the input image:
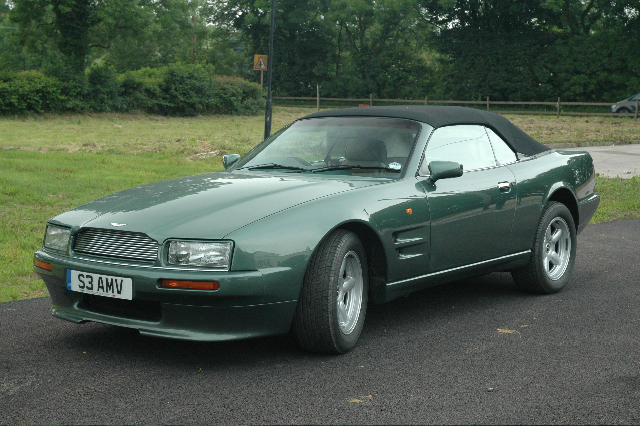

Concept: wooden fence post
[[486, 96, 490, 111], [557, 97, 561, 118], [316, 84, 320, 111]]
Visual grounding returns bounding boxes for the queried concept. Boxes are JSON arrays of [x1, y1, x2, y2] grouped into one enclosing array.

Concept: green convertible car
[[34, 106, 600, 353]]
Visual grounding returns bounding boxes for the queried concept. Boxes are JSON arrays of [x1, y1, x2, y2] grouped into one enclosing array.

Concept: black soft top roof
[[303, 106, 549, 156]]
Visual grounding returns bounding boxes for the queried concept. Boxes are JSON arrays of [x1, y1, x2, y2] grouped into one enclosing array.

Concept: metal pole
[[635, 100, 639, 119], [557, 97, 561, 118], [316, 84, 320, 111], [260, 70, 263, 89], [486, 96, 490, 111], [263, 0, 275, 140], [370, 93, 373, 106], [424, 96, 428, 105]]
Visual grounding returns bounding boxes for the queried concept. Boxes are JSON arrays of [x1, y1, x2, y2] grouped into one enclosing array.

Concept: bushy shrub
[[155, 63, 216, 116], [0, 65, 263, 116], [0, 71, 68, 113], [212, 76, 263, 114], [118, 67, 165, 112], [87, 64, 121, 112]]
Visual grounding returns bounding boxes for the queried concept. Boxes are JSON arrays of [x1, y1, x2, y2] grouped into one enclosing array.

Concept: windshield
[[233, 117, 423, 177]]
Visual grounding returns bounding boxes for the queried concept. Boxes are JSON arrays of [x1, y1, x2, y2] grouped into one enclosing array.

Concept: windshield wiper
[[311, 165, 401, 173], [243, 163, 307, 172]]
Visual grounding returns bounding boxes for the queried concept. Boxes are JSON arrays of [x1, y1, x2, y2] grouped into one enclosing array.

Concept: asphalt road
[[2, 219, 639, 424], [567, 143, 640, 178]]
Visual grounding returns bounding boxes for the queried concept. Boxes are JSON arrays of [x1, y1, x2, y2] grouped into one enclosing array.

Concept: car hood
[[52, 171, 386, 241]]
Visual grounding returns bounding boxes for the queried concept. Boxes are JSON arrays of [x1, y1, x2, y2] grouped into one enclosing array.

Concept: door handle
[[498, 181, 511, 192]]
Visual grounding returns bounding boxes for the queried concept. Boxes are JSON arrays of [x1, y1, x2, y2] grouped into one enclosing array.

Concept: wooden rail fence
[[273, 93, 640, 119]]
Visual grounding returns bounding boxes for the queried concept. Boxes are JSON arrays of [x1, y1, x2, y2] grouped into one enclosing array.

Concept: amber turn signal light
[[34, 259, 52, 271], [160, 279, 220, 291]]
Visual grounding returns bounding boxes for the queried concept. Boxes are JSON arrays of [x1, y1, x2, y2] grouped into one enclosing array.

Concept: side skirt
[[380, 250, 531, 303]]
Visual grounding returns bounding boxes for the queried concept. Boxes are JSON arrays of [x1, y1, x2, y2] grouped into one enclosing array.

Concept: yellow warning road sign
[[253, 54, 268, 71]]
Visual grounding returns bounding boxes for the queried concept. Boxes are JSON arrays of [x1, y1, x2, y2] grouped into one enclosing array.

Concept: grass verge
[[505, 114, 640, 146], [1, 109, 639, 302], [0, 151, 213, 302], [592, 176, 640, 223], [2, 109, 640, 154]]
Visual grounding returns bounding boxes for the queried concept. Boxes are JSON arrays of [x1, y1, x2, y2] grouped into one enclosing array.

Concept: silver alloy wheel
[[542, 217, 572, 280], [336, 250, 364, 335]]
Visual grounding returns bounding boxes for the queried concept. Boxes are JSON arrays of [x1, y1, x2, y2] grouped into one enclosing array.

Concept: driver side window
[[420, 125, 496, 174]]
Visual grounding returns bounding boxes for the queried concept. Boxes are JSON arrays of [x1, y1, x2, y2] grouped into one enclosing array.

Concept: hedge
[[0, 64, 264, 116], [0, 71, 69, 113]]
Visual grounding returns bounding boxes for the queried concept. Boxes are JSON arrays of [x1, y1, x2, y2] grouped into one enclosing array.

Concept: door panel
[[423, 167, 517, 272], [418, 124, 517, 273]]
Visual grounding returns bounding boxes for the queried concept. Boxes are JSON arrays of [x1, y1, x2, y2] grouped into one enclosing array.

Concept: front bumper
[[34, 250, 298, 341], [577, 193, 600, 234]]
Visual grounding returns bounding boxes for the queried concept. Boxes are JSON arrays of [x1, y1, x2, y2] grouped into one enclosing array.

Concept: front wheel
[[512, 202, 577, 294], [292, 230, 368, 353]]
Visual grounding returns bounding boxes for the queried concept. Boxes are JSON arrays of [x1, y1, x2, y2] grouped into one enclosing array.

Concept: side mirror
[[428, 161, 463, 183], [222, 154, 241, 169]]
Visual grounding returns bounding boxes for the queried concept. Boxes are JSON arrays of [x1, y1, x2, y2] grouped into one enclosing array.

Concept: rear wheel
[[512, 202, 576, 294], [293, 230, 368, 353]]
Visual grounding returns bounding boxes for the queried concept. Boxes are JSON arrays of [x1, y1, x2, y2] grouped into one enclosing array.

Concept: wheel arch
[[312, 220, 388, 304], [546, 186, 579, 228]]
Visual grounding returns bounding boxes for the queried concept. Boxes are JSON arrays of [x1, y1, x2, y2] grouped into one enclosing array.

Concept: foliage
[[212, 76, 264, 114], [2, 0, 640, 102], [0, 71, 68, 113], [87, 63, 120, 112], [155, 63, 216, 115], [0, 64, 262, 115], [10, 0, 100, 85], [418, 0, 640, 101], [118, 67, 165, 112]]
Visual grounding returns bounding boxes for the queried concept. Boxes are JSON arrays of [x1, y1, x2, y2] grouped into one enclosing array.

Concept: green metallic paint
[[222, 153, 241, 169], [50, 172, 387, 243], [34, 121, 599, 342], [418, 165, 518, 270], [427, 161, 464, 182]]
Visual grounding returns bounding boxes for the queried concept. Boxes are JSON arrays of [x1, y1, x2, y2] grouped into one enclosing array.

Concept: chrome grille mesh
[[73, 228, 159, 262]]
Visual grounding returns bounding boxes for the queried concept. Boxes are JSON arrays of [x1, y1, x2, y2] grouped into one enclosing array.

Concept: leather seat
[[344, 138, 387, 167]]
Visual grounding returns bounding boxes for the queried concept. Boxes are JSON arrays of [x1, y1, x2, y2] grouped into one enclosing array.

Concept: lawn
[[1, 108, 638, 302], [3, 110, 640, 154]]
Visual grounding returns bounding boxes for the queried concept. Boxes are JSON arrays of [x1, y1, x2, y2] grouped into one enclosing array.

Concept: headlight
[[167, 240, 233, 269], [44, 224, 71, 252]]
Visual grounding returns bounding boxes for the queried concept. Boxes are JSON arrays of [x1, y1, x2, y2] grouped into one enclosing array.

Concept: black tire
[[512, 202, 577, 294], [292, 230, 368, 354]]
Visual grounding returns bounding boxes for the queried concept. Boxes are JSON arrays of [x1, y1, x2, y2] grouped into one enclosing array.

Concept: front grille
[[79, 294, 161, 322], [73, 228, 159, 262]]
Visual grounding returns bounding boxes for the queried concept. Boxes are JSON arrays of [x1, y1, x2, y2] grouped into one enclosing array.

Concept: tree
[[12, 0, 100, 83], [419, 0, 640, 100], [327, 0, 432, 97], [419, 0, 557, 100], [207, 0, 433, 97], [207, 0, 335, 95]]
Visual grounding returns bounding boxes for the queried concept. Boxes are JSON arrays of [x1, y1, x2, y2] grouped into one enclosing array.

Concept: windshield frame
[[229, 116, 425, 179]]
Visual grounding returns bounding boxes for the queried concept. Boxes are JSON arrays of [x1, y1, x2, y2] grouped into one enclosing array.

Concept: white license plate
[[66, 270, 133, 300]]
